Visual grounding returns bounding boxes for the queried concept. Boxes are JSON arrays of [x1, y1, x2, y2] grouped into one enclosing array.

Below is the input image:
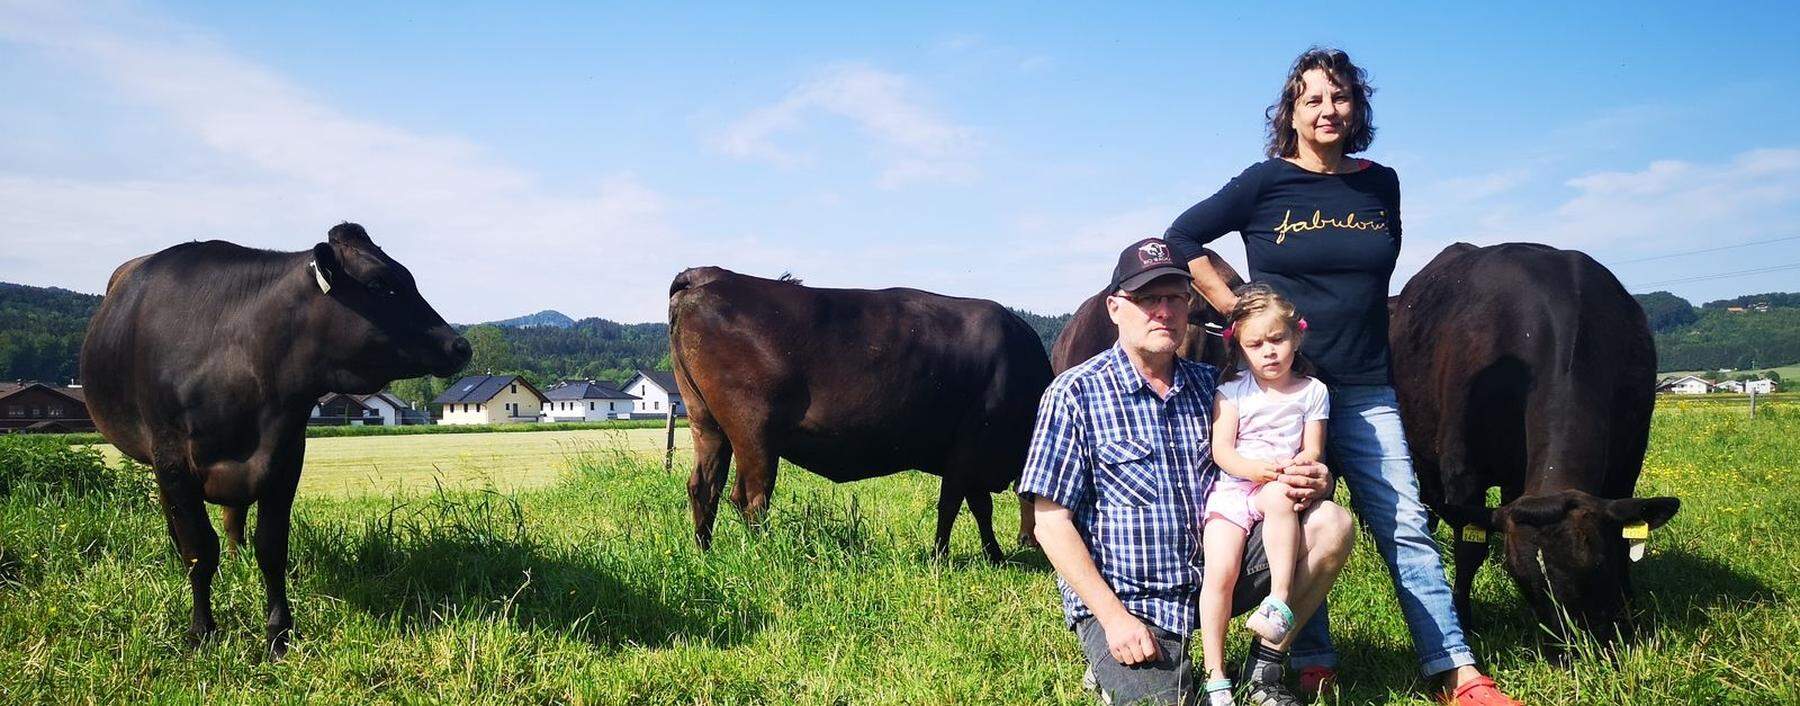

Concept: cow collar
[[308, 259, 333, 294]]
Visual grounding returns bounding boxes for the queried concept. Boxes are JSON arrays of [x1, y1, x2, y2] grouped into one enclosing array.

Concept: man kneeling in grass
[[1019, 238, 1355, 706]]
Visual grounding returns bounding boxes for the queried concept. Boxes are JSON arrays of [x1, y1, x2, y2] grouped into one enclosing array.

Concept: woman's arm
[[1188, 255, 1238, 317], [1211, 391, 1280, 483], [1166, 164, 1263, 315]]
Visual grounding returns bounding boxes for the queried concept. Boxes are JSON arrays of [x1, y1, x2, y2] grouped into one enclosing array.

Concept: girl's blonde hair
[[1221, 283, 1313, 382]]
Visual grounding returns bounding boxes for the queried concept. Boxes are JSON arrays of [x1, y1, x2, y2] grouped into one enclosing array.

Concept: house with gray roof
[[432, 374, 548, 425], [542, 379, 639, 422], [619, 369, 685, 418]]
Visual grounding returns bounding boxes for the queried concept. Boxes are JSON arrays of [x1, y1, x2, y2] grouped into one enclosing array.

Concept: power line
[[1628, 262, 1800, 290], [1607, 234, 1800, 265]]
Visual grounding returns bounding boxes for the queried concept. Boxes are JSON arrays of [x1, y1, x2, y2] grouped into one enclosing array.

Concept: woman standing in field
[[1164, 48, 1522, 706]]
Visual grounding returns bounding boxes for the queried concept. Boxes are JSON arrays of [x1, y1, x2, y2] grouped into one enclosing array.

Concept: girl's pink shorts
[[1203, 477, 1266, 532]]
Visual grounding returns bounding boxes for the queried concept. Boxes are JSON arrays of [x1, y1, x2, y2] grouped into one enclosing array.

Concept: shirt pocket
[[1093, 438, 1162, 507]]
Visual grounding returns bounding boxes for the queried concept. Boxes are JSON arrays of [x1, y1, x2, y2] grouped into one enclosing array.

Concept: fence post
[[664, 407, 677, 472], [1749, 387, 1757, 418]]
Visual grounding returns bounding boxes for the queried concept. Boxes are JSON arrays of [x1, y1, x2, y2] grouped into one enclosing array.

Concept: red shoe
[[1298, 666, 1338, 698], [1439, 675, 1523, 706]]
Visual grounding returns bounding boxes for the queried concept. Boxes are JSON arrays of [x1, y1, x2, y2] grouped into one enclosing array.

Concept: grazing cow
[[667, 267, 1053, 563], [1390, 242, 1679, 639], [80, 223, 470, 657], [1049, 248, 1243, 373]]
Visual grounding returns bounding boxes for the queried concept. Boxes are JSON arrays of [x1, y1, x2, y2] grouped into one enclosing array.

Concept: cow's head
[[311, 223, 471, 388], [1442, 490, 1680, 639]]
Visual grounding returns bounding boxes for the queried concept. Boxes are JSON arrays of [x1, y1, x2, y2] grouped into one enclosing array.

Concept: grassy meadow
[[1, 403, 1796, 704]]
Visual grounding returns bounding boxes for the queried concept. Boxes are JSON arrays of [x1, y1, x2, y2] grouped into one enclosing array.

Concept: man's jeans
[[1288, 384, 1477, 677]]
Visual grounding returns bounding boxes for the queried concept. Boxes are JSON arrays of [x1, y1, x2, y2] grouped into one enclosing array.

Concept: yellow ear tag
[[1461, 526, 1487, 543], [1623, 521, 1649, 561]]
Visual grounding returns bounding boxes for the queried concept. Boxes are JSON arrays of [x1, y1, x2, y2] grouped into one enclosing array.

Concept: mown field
[[1, 404, 1796, 704]]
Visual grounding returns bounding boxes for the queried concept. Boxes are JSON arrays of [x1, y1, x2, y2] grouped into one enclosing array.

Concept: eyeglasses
[[1113, 292, 1193, 310]]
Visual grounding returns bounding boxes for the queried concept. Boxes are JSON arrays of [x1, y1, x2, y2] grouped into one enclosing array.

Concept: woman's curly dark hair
[[1265, 47, 1377, 159]]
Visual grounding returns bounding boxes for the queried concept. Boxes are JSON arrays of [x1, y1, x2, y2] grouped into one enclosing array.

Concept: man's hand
[[1279, 461, 1332, 512], [1101, 613, 1162, 665]]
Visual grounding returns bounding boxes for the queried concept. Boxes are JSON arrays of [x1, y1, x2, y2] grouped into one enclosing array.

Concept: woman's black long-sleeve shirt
[[1165, 158, 1402, 386]]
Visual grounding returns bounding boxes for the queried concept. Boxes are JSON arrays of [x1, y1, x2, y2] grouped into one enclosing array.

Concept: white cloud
[[1391, 148, 1800, 292], [714, 63, 978, 188], [0, 0, 685, 323]]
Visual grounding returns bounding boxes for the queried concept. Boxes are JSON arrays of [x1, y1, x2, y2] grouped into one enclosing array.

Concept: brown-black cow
[[667, 267, 1052, 563], [80, 223, 469, 657], [1390, 242, 1679, 640], [1050, 248, 1242, 373]]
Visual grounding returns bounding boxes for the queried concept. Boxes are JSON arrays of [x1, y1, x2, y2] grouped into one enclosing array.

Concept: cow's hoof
[[184, 623, 218, 650], [983, 546, 1006, 565], [1017, 532, 1040, 550], [266, 628, 292, 661]]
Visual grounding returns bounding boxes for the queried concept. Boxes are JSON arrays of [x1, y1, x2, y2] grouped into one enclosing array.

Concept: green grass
[[2, 405, 1796, 703], [86, 427, 696, 499]]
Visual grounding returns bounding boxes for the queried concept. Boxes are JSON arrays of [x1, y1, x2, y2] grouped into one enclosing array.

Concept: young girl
[[1200, 284, 1330, 706]]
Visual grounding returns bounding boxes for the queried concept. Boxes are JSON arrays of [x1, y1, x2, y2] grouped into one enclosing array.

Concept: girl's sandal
[[1245, 596, 1294, 644], [1439, 675, 1524, 706]]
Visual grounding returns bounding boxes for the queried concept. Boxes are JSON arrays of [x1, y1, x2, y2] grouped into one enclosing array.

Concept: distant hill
[[1701, 292, 1800, 310], [479, 310, 575, 328], [0, 282, 102, 385], [1634, 291, 1800, 371], [10, 278, 1793, 394]]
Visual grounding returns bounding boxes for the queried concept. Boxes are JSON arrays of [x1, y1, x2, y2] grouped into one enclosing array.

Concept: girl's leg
[[1199, 518, 1248, 680], [1252, 480, 1300, 603]]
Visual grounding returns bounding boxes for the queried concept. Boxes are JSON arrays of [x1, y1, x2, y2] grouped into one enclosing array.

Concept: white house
[[1654, 375, 1714, 395], [541, 379, 639, 422], [311, 391, 425, 426], [1715, 379, 1745, 393], [620, 369, 685, 418], [1745, 378, 1778, 394], [433, 374, 548, 425]]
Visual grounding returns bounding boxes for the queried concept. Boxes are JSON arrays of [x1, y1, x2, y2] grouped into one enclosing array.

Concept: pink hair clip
[[1298, 317, 1309, 332], [1221, 324, 1236, 339]]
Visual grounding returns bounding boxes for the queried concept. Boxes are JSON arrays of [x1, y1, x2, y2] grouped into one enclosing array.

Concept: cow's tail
[[667, 268, 717, 424]]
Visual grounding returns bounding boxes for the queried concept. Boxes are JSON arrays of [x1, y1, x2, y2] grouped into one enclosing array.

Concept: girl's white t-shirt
[[1219, 374, 1330, 462]]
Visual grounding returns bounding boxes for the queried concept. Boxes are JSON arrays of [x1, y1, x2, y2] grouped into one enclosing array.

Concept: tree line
[[7, 281, 1794, 406], [1635, 291, 1800, 372]]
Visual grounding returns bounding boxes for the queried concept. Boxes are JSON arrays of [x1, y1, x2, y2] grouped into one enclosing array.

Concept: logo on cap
[[1138, 241, 1170, 265]]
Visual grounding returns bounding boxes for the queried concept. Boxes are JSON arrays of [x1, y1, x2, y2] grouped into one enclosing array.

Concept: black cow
[[80, 223, 469, 657], [1390, 242, 1679, 639], [667, 267, 1053, 562], [1050, 247, 1242, 373]]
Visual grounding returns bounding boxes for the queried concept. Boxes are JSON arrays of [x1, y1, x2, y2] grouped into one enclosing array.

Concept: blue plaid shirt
[[1018, 343, 1221, 637]]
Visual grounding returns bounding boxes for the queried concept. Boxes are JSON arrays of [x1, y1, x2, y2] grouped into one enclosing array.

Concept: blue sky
[[3, 1, 1798, 323]]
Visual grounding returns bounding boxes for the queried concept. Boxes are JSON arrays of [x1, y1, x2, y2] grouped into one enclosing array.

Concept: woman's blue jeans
[[1288, 384, 1476, 677]]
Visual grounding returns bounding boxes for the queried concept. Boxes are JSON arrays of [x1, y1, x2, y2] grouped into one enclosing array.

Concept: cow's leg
[[254, 491, 296, 659], [1452, 533, 1489, 627], [729, 437, 778, 529], [153, 463, 219, 646], [221, 505, 248, 556], [964, 488, 1005, 564], [933, 475, 964, 560], [688, 424, 733, 550], [1016, 490, 1039, 549], [257, 441, 305, 660]]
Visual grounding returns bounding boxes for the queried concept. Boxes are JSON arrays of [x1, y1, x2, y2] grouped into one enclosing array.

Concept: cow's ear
[[311, 243, 341, 275], [1604, 497, 1681, 531], [1437, 504, 1499, 531], [328, 222, 374, 248]]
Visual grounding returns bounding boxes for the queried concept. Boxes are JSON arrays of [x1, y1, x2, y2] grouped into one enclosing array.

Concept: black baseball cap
[[1111, 237, 1192, 293]]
